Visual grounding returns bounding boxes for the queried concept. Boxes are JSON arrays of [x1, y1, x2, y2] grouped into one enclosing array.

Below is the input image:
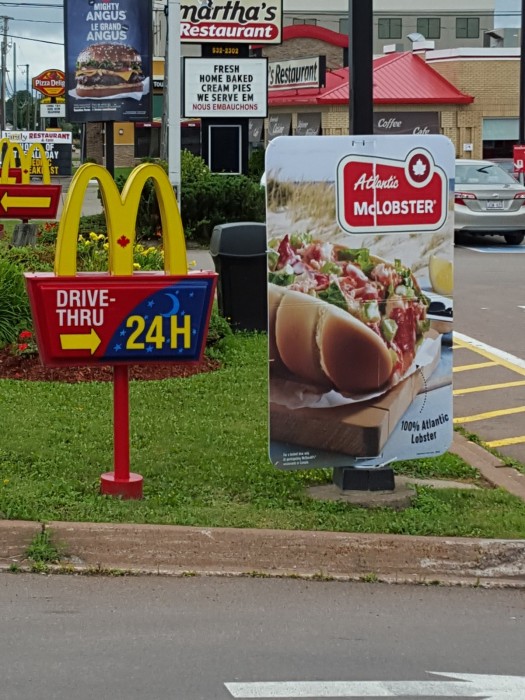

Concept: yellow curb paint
[[453, 361, 499, 373], [453, 406, 525, 424], [453, 380, 525, 395], [453, 335, 525, 378], [485, 436, 525, 448]]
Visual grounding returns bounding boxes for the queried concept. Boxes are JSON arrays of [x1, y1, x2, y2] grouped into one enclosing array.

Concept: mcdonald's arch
[[25, 162, 217, 366]]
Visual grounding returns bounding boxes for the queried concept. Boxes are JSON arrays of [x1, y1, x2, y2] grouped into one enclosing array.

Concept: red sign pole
[[100, 365, 143, 499]]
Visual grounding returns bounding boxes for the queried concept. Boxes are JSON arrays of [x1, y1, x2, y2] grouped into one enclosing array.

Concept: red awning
[[268, 52, 473, 107]]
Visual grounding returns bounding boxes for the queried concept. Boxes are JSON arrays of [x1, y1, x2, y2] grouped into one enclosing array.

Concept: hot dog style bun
[[268, 234, 431, 395], [271, 283, 393, 394]]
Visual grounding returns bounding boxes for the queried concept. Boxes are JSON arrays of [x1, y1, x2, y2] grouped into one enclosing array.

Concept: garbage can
[[210, 222, 267, 331]]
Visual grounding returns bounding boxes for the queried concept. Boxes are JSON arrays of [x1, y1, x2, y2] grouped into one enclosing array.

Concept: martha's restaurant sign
[[181, 0, 283, 44], [336, 147, 447, 234]]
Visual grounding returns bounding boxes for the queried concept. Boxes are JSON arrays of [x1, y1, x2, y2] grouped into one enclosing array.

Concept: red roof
[[268, 51, 473, 107]]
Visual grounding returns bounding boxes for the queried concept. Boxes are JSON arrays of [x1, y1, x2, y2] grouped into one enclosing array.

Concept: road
[[454, 235, 525, 462], [0, 575, 523, 700]]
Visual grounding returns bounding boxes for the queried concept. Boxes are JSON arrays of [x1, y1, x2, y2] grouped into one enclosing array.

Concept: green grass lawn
[[1, 333, 524, 538]]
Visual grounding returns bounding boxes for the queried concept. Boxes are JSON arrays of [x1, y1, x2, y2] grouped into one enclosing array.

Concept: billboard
[[2, 131, 73, 177], [266, 135, 454, 469], [181, 0, 282, 44], [64, 0, 152, 123], [183, 58, 268, 118]]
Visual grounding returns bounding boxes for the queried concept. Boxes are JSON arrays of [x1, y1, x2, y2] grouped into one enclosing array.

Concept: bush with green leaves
[[111, 152, 265, 244], [0, 258, 32, 345]]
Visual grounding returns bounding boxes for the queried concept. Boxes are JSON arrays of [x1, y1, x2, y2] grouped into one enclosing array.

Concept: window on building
[[135, 126, 160, 159], [292, 18, 317, 25], [378, 18, 402, 40], [417, 17, 441, 39], [456, 17, 480, 39]]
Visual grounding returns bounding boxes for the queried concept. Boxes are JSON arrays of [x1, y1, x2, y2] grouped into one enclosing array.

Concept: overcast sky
[[4, 0, 524, 98], [5, 1, 64, 95]]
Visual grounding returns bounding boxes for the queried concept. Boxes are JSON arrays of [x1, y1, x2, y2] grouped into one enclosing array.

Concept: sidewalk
[[1, 434, 524, 587]]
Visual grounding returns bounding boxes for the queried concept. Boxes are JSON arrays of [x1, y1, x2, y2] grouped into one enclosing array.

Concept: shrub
[[0, 258, 32, 345], [248, 148, 265, 182], [108, 151, 265, 245]]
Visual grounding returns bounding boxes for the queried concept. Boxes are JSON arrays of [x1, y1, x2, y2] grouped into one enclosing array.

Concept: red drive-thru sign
[[0, 185, 61, 219], [26, 274, 215, 367], [513, 145, 525, 174], [336, 148, 448, 234], [0, 138, 62, 218]]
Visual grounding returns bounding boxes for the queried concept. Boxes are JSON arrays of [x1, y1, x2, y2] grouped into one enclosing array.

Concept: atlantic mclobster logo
[[336, 148, 448, 234]]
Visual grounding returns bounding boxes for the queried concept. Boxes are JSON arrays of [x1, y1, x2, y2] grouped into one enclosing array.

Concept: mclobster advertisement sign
[[2, 130, 72, 177], [183, 58, 268, 118], [181, 0, 282, 44], [64, 0, 152, 123], [266, 135, 454, 469]]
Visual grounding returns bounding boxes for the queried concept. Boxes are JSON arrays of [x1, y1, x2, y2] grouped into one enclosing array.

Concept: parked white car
[[455, 159, 525, 245]]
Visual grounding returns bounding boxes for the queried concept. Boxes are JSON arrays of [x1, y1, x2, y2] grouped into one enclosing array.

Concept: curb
[[449, 433, 525, 501], [1, 521, 524, 588]]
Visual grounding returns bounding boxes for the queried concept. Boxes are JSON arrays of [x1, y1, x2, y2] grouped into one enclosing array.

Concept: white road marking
[[225, 672, 525, 698], [454, 332, 525, 371]]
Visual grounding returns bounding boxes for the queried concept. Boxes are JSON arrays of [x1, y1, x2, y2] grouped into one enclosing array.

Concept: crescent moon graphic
[[161, 293, 180, 318]]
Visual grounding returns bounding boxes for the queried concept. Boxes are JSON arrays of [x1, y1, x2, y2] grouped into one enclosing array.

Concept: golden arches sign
[[0, 138, 51, 184], [55, 163, 187, 277]]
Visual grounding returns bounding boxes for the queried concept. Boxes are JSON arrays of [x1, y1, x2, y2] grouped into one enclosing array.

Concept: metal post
[[12, 42, 16, 130], [348, 0, 373, 135], [167, 0, 181, 205], [335, 1, 395, 492], [100, 365, 143, 499], [0, 16, 10, 132]]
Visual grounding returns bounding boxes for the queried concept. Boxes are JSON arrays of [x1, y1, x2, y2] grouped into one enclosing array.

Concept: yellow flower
[[89, 231, 98, 241], [133, 262, 141, 270], [135, 244, 144, 253], [146, 247, 156, 255], [3, 479, 9, 485], [97, 234, 105, 241], [188, 260, 197, 268], [103, 243, 109, 251]]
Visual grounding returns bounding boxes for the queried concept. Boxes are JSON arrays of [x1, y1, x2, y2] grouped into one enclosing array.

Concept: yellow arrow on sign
[[1, 192, 51, 210], [60, 328, 102, 355]]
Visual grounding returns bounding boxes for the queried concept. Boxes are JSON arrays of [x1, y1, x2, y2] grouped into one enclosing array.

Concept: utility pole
[[12, 42, 16, 129], [22, 63, 29, 130], [519, 0, 525, 146], [0, 16, 12, 132]]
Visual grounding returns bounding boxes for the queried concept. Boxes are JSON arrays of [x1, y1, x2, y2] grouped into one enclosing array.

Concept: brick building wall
[[86, 123, 104, 164], [428, 54, 520, 159], [262, 37, 345, 71]]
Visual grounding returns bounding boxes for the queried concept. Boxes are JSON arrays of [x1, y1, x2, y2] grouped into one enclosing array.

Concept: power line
[[7, 33, 63, 45]]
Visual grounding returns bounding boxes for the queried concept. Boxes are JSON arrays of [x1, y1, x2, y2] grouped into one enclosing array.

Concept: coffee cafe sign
[[374, 112, 440, 135]]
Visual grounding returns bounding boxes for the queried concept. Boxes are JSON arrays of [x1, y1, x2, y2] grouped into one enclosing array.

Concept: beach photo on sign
[[266, 135, 455, 469]]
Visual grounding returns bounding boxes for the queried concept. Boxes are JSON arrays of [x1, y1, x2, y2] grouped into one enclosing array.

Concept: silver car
[[454, 159, 525, 245]]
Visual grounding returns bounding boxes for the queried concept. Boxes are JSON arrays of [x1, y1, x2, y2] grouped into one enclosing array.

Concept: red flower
[[18, 343, 29, 352], [19, 330, 32, 340]]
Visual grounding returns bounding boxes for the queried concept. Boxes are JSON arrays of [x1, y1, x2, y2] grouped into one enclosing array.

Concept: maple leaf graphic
[[412, 158, 427, 177], [117, 235, 131, 248]]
